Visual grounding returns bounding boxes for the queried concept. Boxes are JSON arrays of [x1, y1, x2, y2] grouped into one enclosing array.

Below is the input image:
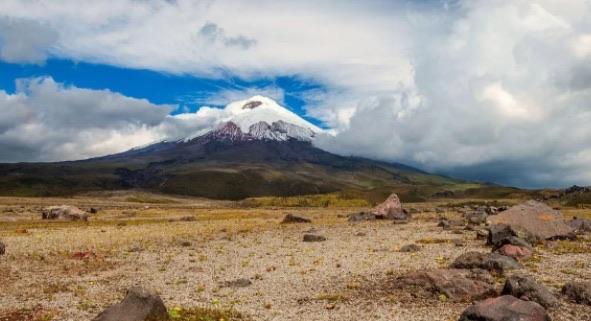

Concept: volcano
[[0, 96, 469, 200]]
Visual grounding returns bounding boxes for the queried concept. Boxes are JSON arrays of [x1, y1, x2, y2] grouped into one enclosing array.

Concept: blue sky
[[0, 59, 326, 127]]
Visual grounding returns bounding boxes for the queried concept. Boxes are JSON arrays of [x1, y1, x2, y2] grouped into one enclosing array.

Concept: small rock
[[502, 275, 559, 308], [495, 244, 532, 260], [399, 244, 421, 252], [281, 214, 311, 224], [450, 251, 521, 274], [92, 287, 169, 321], [562, 281, 591, 305], [438, 218, 465, 230], [89, 207, 99, 214], [179, 216, 196, 222], [348, 212, 378, 222], [0, 240, 5, 255], [465, 212, 487, 225], [303, 234, 326, 242], [221, 278, 252, 288], [392, 219, 409, 225], [476, 229, 488, 240], [179, 240, 192, 247], [452, 239, 466, 247], [458, 295, 550, 321], [354, 232, 366, 237]]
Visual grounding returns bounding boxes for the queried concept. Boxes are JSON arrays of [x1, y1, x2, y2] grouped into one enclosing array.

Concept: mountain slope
[[0, 96, 480, 200]]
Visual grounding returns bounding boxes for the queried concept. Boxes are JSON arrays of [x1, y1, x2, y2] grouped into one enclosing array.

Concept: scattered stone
[[303, 234, 327, 242], [89, 207, 99, 214], [487, 200, 573, 242], [394, 269, 497, 302], [458, 295, 550, 321], [92, 286, 169, 321], [0, 240, 5, 255], [452, 239, 466, 247], [438, 218, 465, 229], [392, 218, 409, 225], [281, 214, 311, 224], [42, 205, 89, 221], [465, 212, 487, 225], [179, 216, 196, 222], [495, 244, 532, 260], [348, 212, 378, 222], [354, 232, 366, 237], [179, 240, 192, 247], [568, 218, 591, 234], [399, 244, 421, 252], [502, 275, 559, 308], [221, 278, 252, 288], [562, 281, 591, 305], [487, 224, 533, 250], [476, 229, 488, 240], [450, 251, 521, 274]]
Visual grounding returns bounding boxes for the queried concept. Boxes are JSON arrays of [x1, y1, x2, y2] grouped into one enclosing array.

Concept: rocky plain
[[1, 191, 591, 321]]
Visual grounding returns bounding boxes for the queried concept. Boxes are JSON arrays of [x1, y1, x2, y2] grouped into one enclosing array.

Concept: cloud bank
[[0, 0, 591, 187]]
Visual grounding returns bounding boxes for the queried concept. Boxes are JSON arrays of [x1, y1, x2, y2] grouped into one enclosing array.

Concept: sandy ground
[[1, 194, 590, 321]]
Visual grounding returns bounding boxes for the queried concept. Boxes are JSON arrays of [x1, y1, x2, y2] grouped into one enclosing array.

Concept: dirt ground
[[1, 192, 590, 321]]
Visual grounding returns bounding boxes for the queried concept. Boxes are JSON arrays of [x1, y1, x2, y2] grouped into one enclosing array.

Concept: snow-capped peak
[[184, 95, 323, 142]]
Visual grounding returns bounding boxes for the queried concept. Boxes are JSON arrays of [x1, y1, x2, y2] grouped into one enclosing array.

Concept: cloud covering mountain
[[0, 0, 590, 188]]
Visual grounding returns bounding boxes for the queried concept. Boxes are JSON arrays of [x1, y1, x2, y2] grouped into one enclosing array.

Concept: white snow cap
[[222, 95, 322, 133]]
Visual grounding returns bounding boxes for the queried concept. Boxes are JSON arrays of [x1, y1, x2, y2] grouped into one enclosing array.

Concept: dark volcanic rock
[[487, 200, 573, 242], [488, 224, 533, 250], [348, 212, 378, 222], [458, 295, 550, 321], [93, 287, 169, 321], [395, 269, 497, 302], [399, 244, 421, 252], [303, 234, 326, 242], [281, 214, 311, 224], [502, 275, 559, 308], [562, 281, 591, 305], [450, 251, 521, 274]]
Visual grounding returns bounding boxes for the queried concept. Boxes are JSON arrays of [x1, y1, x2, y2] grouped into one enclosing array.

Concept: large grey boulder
[[450, 251, 521, 274], [93, 287, 169, 321], [42, 205, 89, 221], [487, 200, 573, 242], [458, 295, 550, 321], [502, 275, 559, 308]]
